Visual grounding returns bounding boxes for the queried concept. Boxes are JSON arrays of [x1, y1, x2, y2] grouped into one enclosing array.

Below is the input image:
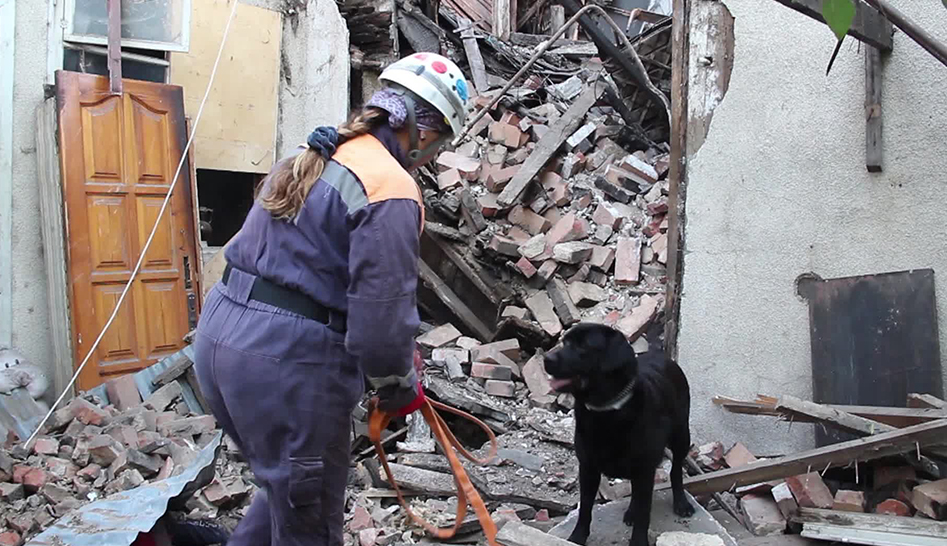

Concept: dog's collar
[[584, 378, 637, 412]]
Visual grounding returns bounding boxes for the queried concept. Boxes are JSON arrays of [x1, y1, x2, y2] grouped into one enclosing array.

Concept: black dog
[[544, 322, 694, 546]]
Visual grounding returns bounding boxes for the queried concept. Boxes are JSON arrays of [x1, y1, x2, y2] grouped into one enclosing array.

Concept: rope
[[24, 0, 241, 448]]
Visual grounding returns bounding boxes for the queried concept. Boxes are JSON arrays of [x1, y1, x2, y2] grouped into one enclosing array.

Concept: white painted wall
[[678, 0, 947, 455], [5, 0, 349, 401]]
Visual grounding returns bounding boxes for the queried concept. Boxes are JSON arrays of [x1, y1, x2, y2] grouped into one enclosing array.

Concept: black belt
[[222, 263, 346, 334]]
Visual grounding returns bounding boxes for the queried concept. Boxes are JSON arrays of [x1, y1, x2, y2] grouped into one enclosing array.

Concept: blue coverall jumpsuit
[[193, 125, 424, 546]]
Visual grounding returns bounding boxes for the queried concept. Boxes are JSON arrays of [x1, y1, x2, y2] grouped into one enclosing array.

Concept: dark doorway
[[196, 169, 259, 247]]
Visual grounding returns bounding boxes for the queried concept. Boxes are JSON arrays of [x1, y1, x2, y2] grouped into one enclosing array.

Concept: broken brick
[[472, 339, 520, 361], [588, 245, 616, 272], [471, 363, 513, 381], [547, 278, 581, 327], [41, 483, 71, 505], [592, 225, 613, 245], [725, 443, 758, 468], [22, 468, 51, 494], [436, 151, 480, 180], [105, 374, 142, 412], [568, 282, 607, 307], [553, 242, 593, 265], [786, 472, 835, 509], [479, 193, 501, 218], [459, 189, 488, 233], [507, 226, 531, 243], [32, 437, 60, 456], [485, 380, 516, 398], [44, 457, 78, 480], [560, 153, 585, 178], [437, 169, 463, 191], [156, 456, 174, 481], [616, 295, 661, 342], [545, 213, 589, 250], [594, 175, 634, 204], [651, 233, 669, 265], [568, 264, 591, 284], [566, 122, 596, 151], [77, 464, 102, 481], [127, 449, 163, 478], [515, 257, 538, 279], [615, 237, 642, 285], [771, 482, 798, 520], [741, 494, 786, 536], [489, 235, 521, 258], [523, 355, 556, 408], [88, 435, 125, 467], [524, 292, 563, 337], [509, 205, 551, 235], [875, 498, 912, 517], [486, 165, 521, 193], [833, 490, 865, 513], [0, 483, 24, 502], [501, 306, 530, 321], [518, 234, 546, 260], [0, 531, 22, 546], [535, 260, 558, 285], [912, 478, 947, 520], [71, 397, 111, 427], [5, 514, 33, 535], [620, 154, 659, 185], [417, 324, 462, 348], [592, 205, 623, 230], [143, 382, 183, 413], [158, 415, 217, 437]]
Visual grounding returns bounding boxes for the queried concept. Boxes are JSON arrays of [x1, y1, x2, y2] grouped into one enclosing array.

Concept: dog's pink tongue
[[548, 377, 573, 391]]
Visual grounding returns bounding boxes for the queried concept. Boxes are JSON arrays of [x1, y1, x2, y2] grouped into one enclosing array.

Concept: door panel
[[57, 71, 201, 390]]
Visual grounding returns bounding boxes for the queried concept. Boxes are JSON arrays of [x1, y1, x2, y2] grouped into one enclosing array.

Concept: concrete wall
[[7, 0, 52, 388], [3, 0, 349, 400], [678, 0, 947, 455]]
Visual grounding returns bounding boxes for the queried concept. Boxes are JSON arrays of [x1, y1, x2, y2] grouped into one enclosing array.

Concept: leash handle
[[368, 397, 500, 545]]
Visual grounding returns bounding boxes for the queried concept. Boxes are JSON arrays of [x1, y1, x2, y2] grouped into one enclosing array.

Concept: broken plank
[[909, 393, 947, 410], [714, 395, 947, 428], [802, 524, 944, 546], [151, 355, 194, 387], [663, 419, 947, 495], [865, 45, 883, 173], [419, 260, 493, 342], [497, 84, 604, 208], [770, 0, 893, 52], [462, 28, 489, 94], [793, 508, 947, 541]]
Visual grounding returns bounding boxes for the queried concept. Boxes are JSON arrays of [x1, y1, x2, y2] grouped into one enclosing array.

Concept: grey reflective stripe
[[366, 366, 418, 390], [321, 160, 369, 215]]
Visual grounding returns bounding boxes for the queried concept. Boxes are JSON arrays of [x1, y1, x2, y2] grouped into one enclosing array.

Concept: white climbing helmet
[[379, 52, 470, 137]]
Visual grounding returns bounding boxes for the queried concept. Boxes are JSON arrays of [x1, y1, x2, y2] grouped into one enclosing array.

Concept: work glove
[[376, 346, 426, 417]]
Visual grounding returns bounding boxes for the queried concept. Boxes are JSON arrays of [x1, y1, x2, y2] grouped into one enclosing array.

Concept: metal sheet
[[0, 387, 45, 442], [27, 431, 222, 546], [798, 269, 943, 446]]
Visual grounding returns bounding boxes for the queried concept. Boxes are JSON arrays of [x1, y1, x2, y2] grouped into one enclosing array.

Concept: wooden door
[[56, 71, 201, 391]]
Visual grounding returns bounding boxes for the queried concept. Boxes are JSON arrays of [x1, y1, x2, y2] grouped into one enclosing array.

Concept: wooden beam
[[909, 393, 947, 410], [497, 83, 603, 208], [670, 419, 947, 495], [862, 0, 947, 67], [794, 508, 947, 545], [865, 45, 882, 172], [493, 0, 512, 41], [461, 28, 489, 94], [518, 0, 548, 31], [549, 5, 566, 35], [0, 0, 14, 347], [770, 0, 893, 52], [106, 0, 122, 94], [35, 97, 76, 402], [418, 259, 494, 342]]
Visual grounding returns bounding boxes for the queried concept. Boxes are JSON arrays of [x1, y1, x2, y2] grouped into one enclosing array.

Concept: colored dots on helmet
[[415, 53, 428, 60], [455, 79, 469, 102], [432, 61, 448, 74]]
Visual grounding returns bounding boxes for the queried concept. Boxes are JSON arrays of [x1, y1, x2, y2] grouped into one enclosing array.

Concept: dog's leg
[[627, 468, 656, 546], [670, 430, 696, 518], [568, 458, 601, 545]]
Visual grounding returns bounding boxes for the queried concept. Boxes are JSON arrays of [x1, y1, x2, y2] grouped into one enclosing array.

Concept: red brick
[[72, 397, 111, 426], [500, 111, 521, 126], [725, 442, 758, 468], [540, 171, 563, 188], [786, 472, 835, 509], [545, 213, 589, 252], [77, 463, 102, 481], [692, 442, 726, 471], [647, 199, 669, 215], [536, 260, 558, 284], [509, 205, 551, 235], [518, 234, 546, 260], [478, 193, 501, 218], [436, 152, 480, 180], [592, 205, 622, 230], [33, 437, 60, 456], [912, 478, 947, 520], [576, 192, 593, 210], [741, 494, 786, 536], [484, 380, 516, 398], [486, 165, 521, 193], [833, 490, 865, 513], [594, 175, 634, 204], [508, 226, 531, 243], [588, 245, 615, 273], [875, 498, 912, 517], [535, 509, 550, 522], [616, 295, 661, 342], [542, 206, 562, 227], [0, 531, 22, 546], [106, 374, 143, 411], [156, 456, 174, 481], [22, 468, 51, 493], [471, 363, 513, 381], [489, 122, 524, 148], [615, 237, 642, 284], [553, 242, 593, 264], [473, 339, 520, 361], [489, 235, 521, 258], [560, 153, 585, 178], [515, 257, 538, 279], [12, 465, 31, 484], [437, 169, 463, 191], [547, 181, 572, 207], [771, 482, 798, 520], [0, 483, 24, 502], [651, 233, 669, 265], [88, 434, 125, 466], [568, 282, 607, 307], [501, 306, 530, 320], [524, 292, 562, 337], [643, 214, 665, 238], [619, 154, 659, 185]]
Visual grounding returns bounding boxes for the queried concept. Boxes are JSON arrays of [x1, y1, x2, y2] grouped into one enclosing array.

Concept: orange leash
[[368, 397, 500, 546]]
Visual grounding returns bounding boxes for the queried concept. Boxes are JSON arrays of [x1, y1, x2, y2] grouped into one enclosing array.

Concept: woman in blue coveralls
[[192, 53, 471, 546]]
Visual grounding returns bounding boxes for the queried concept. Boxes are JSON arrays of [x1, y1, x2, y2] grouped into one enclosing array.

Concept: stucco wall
[[678, 0, 947, 455], [4, 0, 349, 400], [7, 0, 52, 389]]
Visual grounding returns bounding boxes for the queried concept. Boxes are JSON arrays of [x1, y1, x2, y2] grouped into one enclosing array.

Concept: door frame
[[0, 0, 15, 347]]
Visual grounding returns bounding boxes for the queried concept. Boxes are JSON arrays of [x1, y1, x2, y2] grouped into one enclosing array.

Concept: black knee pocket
[[288, 456, 325, 511]]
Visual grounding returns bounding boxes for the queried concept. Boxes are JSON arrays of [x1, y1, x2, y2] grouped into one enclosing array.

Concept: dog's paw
[[567, 530, 589, 545], [673, 497, 696, 518]]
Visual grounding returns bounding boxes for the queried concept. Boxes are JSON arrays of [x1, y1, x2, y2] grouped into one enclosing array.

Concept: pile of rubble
[[0, 372, 253, 546]]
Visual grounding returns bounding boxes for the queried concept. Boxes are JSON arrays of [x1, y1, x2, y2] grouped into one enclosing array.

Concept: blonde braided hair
[[261, 108, 386, 219]]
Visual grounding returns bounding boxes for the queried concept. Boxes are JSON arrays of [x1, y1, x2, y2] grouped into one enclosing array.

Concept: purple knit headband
[[366, 87, 449, 133]]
